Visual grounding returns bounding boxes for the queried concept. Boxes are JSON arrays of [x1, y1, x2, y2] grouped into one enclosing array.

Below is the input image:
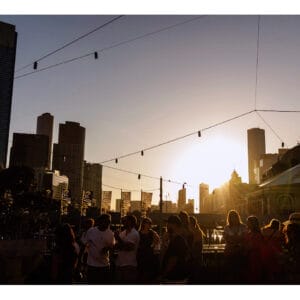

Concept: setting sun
[[171, 133, 248, 192]]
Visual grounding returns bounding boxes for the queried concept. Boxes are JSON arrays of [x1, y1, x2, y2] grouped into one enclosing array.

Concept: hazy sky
[[1, 15, 300, 210]]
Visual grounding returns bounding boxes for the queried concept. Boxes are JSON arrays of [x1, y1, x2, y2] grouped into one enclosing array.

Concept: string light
[[15, 15, 124, 73], [33, 61, 38, 70], [138, 174, 141, 180], [94, 52, 98, 59], [115, 158, 118, 164], [14, 16, 207, 80], [198, 131, 201, 137], [102, 165, 192, 187], [141, 150, 144, 156]]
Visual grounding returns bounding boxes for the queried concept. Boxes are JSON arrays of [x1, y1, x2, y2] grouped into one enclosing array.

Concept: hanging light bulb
[[141, 150, 144, 156], [138, 174, 141, 180], [282, 142, 285, 148], [33, 61, 38, 70], [198, 131, 201, 137], [115, 158, 118, 164], [94, 52, 98, 59]]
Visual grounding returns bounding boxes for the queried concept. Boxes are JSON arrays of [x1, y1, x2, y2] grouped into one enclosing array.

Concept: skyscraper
[[177, 188, 186, 212], [199, 183, 209, 213], [52, 121, 85, 207], [36, 113, 54, 169], [247, 128, 266, 184], [9, 133, 49, 169], [83, 161, 102, 208], [0, 21, 17, 168]]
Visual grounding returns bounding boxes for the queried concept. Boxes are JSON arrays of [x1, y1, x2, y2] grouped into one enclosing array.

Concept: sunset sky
[[2, 13, 300, 210]]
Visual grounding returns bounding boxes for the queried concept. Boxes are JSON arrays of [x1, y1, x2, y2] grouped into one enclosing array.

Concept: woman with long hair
[[136, 217, 160, 283], [223, 210, 247, 283], [244, 215, 265, 283], [51, 223, 79, 284]]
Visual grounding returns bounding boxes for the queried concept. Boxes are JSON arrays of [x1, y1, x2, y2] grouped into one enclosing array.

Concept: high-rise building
[[0, 21, 17, 168], [9, 133, 49, 169], [52, 121, 85, 207], [130, 200, 141, 212], [120, 191, 131, 217], [36, 113, 53, 169], [186, 199, 195, 214], [102, 191, 112, 213], [199, 183, 209, 213], [115, 199, 122, 213], [177, 188, 186, 212], [247, 128, 266, 184], [162, 200, 177, 213], [83, 161, 102, 208], [141, 191, 152, 214]]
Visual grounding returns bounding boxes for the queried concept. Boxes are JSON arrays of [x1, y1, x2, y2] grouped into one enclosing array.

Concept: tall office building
[[177, 188, 186, 212], [247, 128, 266, 184], [83, 161, 102, 208], [120, 191, 131, 217], [141, 191, 152, 214], [199, 183, 209, 213], [102, 191, 112, 213], [53, 121, 85, 207], [36, 113, 54, 169], [0, 21, 17, 168], [9, 133, 49, 168]]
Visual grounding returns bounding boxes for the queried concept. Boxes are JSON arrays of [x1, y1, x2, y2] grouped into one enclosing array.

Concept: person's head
[[123, 215, 137, 230], [84, 218, 95, 230], [247, 215, 261, 233], [179, 210, 190, 226], [166, 215, 182, 235], [140, 217, 152, 231], [227, 210, 242, 227], [55, 223, 75, 247], [269, 219, 280, 231], [96, 214, 111, 231]]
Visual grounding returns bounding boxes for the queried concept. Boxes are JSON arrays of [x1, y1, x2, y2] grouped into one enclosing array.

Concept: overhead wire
[[102, 183, 159, 193], [14, 15, 207, 80], [103, 165, 191, 186], [15, 15, 124, 73], [255, 110, 285, 144], [100, 110, 256, 164], [254, 15, 261, 110]]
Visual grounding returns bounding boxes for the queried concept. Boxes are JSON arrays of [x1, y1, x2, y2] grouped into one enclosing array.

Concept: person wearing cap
[[159, 215, 189, 283]]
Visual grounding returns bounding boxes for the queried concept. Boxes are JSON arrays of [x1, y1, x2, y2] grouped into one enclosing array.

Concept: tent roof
[[260, 164, 300, 188]]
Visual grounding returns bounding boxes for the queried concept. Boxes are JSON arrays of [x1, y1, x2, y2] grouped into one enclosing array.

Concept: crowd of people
[[49, 210, 300, 285]]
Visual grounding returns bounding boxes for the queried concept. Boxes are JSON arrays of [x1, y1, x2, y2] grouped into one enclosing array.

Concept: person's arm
[[114, 231, 136, 251]]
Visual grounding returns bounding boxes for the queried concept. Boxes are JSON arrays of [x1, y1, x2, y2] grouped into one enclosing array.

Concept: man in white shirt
[[86, 214, 115, 284], [114, 215, 140, 284]]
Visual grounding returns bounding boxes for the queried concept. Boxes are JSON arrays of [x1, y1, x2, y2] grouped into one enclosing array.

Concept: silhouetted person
[[160, 215, 189, 283], [85, 214, 115, 284], [283, 212, 300, 282], [189, 216, 205, 283], [137, 217, 160, 283], [77, 218, 94, 281], [51, 223, 79, 284], [179, 211, 194, 249], [114, 215, 140, 284], [261, 219, 285, 282], [244, 215, 265, 283], [224, 210, 247, 283]]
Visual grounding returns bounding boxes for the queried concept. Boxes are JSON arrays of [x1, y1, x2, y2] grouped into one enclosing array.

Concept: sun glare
[[171, 134, 248, 192]]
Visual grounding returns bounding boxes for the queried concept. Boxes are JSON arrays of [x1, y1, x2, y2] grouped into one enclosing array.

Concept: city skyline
[[2, 15, 300, 209]]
